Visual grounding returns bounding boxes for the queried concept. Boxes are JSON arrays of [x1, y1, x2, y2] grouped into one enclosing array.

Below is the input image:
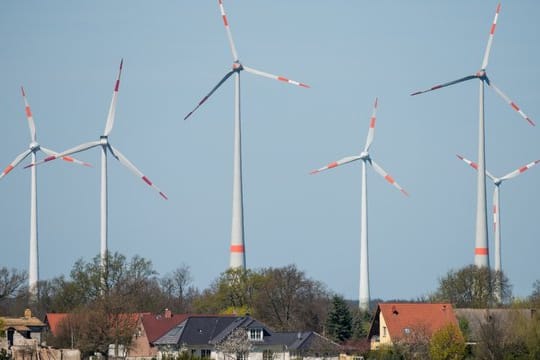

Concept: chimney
[[164, 308, 172, 318]]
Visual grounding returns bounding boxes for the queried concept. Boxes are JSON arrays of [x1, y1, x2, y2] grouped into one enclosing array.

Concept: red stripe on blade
[[385, 175, 395, 184], [370, 117, 376, 128], [277, 76, 289, 83], [62, 156, 74, 162], [4, 165, 14, 174], [142, 176, 153, 186], [511, 102, 519, 111], [222, 15, 228, 27], [328, 162, 338, 169], [25, 107, 32, 118]]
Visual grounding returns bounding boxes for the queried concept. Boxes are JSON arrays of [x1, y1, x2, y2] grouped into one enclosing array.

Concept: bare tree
[[0, 267, 27, 301], [160, 265, 195, 312]]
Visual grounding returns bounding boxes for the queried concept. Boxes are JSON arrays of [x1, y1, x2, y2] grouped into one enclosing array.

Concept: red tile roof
[[44, 313, 68, 337], [141, 313, 191, 343], [377, 303, 458, 341], [45, 312, 148, 337]]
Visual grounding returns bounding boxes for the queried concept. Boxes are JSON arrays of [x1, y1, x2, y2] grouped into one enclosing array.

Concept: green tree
[[506, 309, 540, 359], [325, 295, 352, 343], [431, 265, 511, 308], [429, 323, 466, 360], [351, 308, 372, 340], [193, 268, 261, 315]]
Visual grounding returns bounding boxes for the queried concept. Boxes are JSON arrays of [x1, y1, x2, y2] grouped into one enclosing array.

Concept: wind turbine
[[310, 98, 408, 311], [410, 3, 534, 268], [29, 60, 167, 271], [184, 0, 309, 270], [456, 154, 540, 275], [0, 87, 90, 297]]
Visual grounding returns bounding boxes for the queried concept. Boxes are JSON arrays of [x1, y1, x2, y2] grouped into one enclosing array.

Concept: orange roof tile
[[377, 303, 458, 341], [44, 313, 68, 336]]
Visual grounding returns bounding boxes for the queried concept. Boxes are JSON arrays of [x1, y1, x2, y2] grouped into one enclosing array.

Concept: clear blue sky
[[1, 1, 539, 302]]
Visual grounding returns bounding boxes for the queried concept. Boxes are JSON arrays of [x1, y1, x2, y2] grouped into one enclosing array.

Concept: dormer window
[[248, 328, 263, 341]]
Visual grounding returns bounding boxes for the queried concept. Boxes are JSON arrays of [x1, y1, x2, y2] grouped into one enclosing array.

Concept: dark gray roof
[[154, 315, 340, 355], [210, 316, 270, 344], [155, 316, 239, 346]]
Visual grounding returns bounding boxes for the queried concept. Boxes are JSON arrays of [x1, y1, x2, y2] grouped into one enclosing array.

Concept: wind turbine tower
[[310, 99, 408, 310], [184, 0, 309, 269]]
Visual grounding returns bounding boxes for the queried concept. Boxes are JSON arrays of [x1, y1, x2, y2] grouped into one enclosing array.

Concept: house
[[454, 308, 537, 344], [154, 315, 341, 360], [45, 311, 152, 359], [368, 303, 459, 350], [1, 309, 46, 349], [43, 313, 68, 338]]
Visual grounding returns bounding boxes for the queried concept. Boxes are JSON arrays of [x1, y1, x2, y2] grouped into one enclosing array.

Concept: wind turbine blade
[[481, 3, 501, 70], [499, 159, 540, 181], [456, 154, 496, 181], [40, 146, 92, 167], [218, 0, 239, 62], [363, 98, 378, 152], [103, 59, 124, 136], [243, 65, 310, 88], [310, 155, 361, 174], [488, 81, 535, 126], [0, 149, 32, 180], [184, 70, 235, 120], [410, 75, 477, 96], [21, 87, 37, 142], [370, 160, 409, 196], [108, 145, 168, 200], [25, 140, 101, 168]]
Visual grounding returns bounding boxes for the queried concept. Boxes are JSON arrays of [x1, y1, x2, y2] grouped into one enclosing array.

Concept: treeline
[[2, 253, 540, 358], [0, 252, 370, 335]]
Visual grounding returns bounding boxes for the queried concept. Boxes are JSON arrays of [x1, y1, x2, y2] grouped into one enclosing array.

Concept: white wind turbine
[[310, 99, 408, 311], [1, 87, 90, 297], [456, 154, 540, 275], [411, 3, 534, 268], [29, 60, 167, 270], [184, 0, 309, 270]]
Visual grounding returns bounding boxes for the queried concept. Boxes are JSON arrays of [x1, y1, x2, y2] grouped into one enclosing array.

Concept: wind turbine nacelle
[[29, 142, 40, 152]]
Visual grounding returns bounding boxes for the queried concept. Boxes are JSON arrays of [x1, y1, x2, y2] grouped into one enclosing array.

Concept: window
[[263, 350, 273, 360], [382, 326, 387, 337], [248, 328, 263, 341], [236, 352, 247, 360], [201, 349, 211, 359]]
